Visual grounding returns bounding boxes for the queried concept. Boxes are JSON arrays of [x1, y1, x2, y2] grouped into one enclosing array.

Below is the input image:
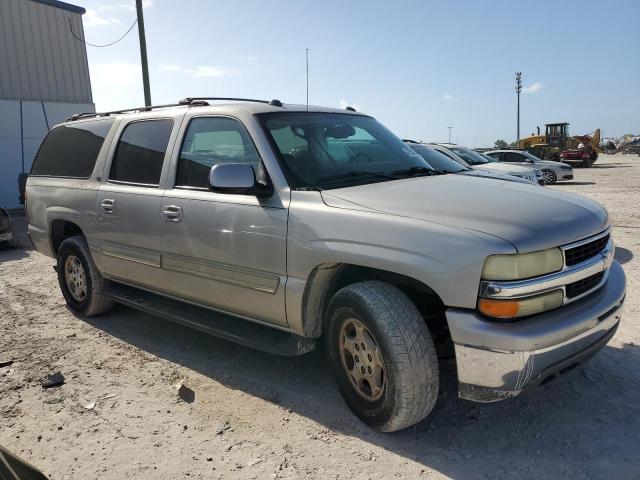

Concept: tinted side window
[[31, 119, 114, 178], [109, 119, 173, 185], [506, 152, 525, 162], [176, 117, 260, 189]]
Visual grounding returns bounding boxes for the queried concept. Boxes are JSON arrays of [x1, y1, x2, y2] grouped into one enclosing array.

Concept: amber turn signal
[[477, 298, 520, 318]]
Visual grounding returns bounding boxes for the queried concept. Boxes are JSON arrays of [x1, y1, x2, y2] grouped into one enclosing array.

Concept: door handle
[[101, 199, 115, 213], [162, 205, 183, 222]]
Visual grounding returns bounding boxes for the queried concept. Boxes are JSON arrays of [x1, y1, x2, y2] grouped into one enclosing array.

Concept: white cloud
[[339, 99, 359, 111], [89, 63, 140, 88], [157, 63, 183, 73], [186, 66, 234, 79], [523, 82, 543, 93], [155, 64, 235, 79], [443, 93, 454, 101], [83, 9, 111, 27], [232, 55, 257, 61], [84, 1, 153, 27]]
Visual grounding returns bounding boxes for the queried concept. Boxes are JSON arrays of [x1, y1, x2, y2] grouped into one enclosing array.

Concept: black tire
[[325, 281, 439, 432], [57, 235, 113, 316], [542, 169, 557, 185]]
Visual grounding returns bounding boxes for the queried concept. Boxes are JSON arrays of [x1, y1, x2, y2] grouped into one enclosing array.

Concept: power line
[[68, 17, 138, 48]]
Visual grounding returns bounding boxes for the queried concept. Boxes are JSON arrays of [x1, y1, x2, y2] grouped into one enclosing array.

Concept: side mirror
[[209, 163, 269, 197]]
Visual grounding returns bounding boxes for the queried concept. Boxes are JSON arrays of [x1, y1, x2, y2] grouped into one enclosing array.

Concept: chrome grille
[[565, 233, 610, 266], [566, 272, 605, 299]]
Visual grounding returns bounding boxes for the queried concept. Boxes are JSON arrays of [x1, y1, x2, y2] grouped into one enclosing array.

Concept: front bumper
[[447, 260, 626, 402]]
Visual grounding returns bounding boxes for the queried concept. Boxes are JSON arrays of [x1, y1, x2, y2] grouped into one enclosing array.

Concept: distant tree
[[494, 139, 508, 149]]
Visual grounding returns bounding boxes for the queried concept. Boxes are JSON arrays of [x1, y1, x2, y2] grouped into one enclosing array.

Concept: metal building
[[0, 0, 94, 208]]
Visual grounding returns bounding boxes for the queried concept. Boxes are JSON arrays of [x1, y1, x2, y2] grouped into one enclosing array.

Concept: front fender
[[285, 192, 515, 335]]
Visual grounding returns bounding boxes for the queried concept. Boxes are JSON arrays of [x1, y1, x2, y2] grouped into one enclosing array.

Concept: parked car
[[431, 143, 545, 186], [0, 207, 18, 249], [26, 98, 625, 432], [485, 149, 574, 185], [404, 141, 535, 184]]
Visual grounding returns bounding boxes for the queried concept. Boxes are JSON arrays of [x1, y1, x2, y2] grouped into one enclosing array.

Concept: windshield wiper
[[391, 166, 441, 176], [316, 170, 399, 184]]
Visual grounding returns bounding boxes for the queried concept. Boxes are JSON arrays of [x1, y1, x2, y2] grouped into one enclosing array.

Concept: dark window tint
[[31, 119, 114, 178], [176, 117, 260, 188], [506, 152, 526, 162], [109, 119, 173, 185]]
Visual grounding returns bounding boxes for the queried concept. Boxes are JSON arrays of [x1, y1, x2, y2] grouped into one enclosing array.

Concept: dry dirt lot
[[1, 154, 639, 479]]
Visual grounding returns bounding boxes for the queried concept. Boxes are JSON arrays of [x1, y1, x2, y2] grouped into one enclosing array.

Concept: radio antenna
[[305, 48, 310, 188], [306, 48, 309, 110]]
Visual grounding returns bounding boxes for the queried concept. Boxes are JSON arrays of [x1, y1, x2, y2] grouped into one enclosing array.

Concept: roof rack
[[178, 97, 283, 107], [66, 102, 187, 121], [402, 139, 419, 143], [67, 97, 284, 121]]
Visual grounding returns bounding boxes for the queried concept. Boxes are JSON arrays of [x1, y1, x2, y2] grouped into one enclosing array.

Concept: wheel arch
[[300, 262, 447, 338], [50, 219, 84, 254]]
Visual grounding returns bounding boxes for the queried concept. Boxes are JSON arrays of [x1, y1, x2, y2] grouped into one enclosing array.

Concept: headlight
[[478, 290, 564, 319], [482, 248, 563, 280]]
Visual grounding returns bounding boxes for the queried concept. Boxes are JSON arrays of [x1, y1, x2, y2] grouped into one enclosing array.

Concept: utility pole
[[136, 0, 151, 106], [515, 72, 522, 143], [447, 126, 453, 143]]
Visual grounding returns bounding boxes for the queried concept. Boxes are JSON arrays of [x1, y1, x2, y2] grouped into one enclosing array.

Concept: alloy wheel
[[339, 318, 386, 402], [64, 255, 87, 302]]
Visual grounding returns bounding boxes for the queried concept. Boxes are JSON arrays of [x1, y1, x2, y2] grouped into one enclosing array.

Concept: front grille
[[564, 233, 610, 266], [566, 272, 605, 299]]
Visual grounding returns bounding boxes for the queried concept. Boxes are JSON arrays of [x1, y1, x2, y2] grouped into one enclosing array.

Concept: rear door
[[92, 118, 178, 289], [158, 114, 288, 327]]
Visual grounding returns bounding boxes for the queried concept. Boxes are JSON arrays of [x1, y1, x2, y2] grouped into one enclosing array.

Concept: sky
[[79, 0, 639, 147]]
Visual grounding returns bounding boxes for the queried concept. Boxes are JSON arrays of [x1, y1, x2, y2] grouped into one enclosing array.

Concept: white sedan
[[485, 149, 574, 185]]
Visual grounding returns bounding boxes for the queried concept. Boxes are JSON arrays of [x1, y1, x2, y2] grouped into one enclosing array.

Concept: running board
[[104, 281, 315, 356]]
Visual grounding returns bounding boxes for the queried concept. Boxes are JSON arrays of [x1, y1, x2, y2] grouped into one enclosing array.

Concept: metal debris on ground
[[41, 372, 65, 388]]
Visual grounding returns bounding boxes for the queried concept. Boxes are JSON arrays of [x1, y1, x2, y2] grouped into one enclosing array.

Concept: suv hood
[[321, 175, 608, 252]]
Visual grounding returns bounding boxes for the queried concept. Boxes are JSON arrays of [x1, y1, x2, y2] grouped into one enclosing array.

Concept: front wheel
[[542, 169, 557, 185], [325, 281, 439, 432]]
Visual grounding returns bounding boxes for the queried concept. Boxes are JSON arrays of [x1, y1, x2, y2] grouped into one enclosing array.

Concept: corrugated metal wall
[[0, 0, 92, 103]]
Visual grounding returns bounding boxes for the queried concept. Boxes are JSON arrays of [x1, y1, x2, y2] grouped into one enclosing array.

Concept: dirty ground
[[1, 154, 639, 479]]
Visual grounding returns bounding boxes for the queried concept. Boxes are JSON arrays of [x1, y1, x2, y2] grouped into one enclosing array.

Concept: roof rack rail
[[66, 97, 284, 121], [178, 97, 283, 106], [402, 139, 419, 143], [66, 102, 188, 121]]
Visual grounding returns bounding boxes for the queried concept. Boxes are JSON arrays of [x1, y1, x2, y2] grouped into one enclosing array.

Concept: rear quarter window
[[30, 119, 114, 178], [109, 119, 174, 186]]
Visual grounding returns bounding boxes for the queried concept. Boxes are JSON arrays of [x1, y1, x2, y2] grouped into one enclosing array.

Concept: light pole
[[447, 126, 453, 143], [136, 0, 151, 106], [515, 72, 522, 143]]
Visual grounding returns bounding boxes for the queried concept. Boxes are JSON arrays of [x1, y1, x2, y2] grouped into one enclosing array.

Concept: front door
[[158, 115, 288, 327], [93, 118, 175, 290]]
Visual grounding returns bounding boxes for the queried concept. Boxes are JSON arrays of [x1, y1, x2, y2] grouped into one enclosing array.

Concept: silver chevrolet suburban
[[26, 98, 626, 432]]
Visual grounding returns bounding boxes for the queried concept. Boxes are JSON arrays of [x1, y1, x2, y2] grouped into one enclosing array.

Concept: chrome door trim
[[101, 242, 162, 268], [161, 253, 280, 294]]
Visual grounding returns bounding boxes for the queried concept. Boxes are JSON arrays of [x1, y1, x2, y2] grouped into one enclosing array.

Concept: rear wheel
[[325, 281, 439, 432], [542, 169, 557, 185], [57, 236, 113, 316]]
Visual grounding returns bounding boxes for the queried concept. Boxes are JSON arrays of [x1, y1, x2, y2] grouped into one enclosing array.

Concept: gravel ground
[[1, 154, 639, 479]]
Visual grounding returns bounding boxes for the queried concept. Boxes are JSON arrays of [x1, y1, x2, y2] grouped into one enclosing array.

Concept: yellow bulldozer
[[518, 123, 602, 167]]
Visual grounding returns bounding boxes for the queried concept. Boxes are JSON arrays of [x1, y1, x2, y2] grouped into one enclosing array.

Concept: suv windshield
[[447, 146, 490, 166], [259, 112, 432, 189], [409, 144, 468, 173]]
